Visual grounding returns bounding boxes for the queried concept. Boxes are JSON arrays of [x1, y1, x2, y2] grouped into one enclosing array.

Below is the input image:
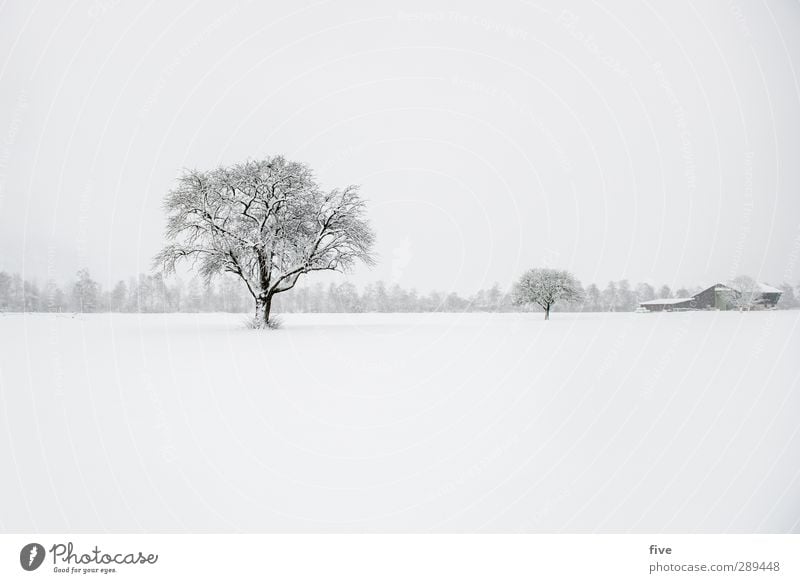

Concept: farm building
[[690, 283, 740, 310], [638, 282, 783, 312], [638, 297, 694, 312], [749, 282, 784, 306]]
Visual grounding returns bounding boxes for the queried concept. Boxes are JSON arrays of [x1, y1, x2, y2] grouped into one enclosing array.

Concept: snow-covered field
[[1, 311, 798, 532]]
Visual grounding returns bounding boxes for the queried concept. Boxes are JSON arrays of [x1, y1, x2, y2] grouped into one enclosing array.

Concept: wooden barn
[[637, 297, 694, 312], [690, 283, 739, 310], [749, 282, 784, 307], [638, 282, 782, 312]]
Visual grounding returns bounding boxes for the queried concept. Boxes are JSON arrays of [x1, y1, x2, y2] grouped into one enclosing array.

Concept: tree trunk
[[544, 304, 550, 320], [255, 294, 272, 327]]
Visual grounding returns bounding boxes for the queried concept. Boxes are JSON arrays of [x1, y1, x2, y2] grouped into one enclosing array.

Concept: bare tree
[[155, 156, 375, 327], [729, 275, 761, 311], [512, 268, 582, 320]]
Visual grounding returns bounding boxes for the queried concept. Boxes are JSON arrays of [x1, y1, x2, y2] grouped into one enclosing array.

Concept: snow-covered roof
[[755, 282, 782, 294], [725, 281, 783, 295], [639, 297, 693, 305]]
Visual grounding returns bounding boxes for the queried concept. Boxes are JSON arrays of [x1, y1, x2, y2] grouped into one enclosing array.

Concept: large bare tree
[[512, 268, 583, 320], [155, 156, 375, 327]]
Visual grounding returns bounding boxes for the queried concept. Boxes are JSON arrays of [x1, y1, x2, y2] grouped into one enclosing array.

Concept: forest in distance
[[2, 269, 800, 315]]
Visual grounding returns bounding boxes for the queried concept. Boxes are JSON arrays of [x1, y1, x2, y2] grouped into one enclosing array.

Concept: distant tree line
[[1, 269, 799, 314]]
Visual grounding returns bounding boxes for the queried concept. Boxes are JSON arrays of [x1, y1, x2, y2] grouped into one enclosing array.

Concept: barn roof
[[699, 282, 782, 295], [639, 297, 693, 305], [755, 282, 783, 294]]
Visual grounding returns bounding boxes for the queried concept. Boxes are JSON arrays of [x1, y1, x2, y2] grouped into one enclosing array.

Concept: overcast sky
[[1, 0, 799, 294]]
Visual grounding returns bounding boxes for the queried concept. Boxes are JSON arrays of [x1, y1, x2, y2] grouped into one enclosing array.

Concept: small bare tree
[[729, 275, 761, 311], [512, 268, 582, 320], [155, 156, 375, 327]]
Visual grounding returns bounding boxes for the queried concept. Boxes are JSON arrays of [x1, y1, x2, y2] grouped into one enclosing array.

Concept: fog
[[1, 0, 799, 294]]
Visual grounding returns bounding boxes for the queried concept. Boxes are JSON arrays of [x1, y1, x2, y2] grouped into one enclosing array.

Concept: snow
[[639, 298, 692, 305], [755, 282, 784, 294], [723, 282, 783, 295], [1, 311, 799, 533]]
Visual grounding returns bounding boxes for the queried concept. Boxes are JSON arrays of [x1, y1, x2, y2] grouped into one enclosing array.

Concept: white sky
[[1, 0, 799, 294]]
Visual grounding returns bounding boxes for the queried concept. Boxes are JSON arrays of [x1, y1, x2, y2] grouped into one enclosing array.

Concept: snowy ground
[[1, 310, 798, 532]]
